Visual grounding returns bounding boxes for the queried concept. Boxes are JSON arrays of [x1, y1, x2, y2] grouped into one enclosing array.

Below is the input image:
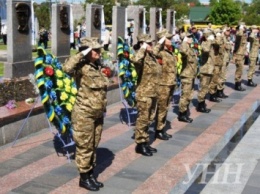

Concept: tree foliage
[[242, 0, 260, 25], [34, 2, 51, 30], [209, 0, 241, 25]]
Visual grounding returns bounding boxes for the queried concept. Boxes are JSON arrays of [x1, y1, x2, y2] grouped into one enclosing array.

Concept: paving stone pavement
[[0, 64, 260, 194]]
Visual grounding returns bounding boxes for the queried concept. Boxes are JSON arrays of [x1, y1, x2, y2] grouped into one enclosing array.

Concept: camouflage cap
[[80, 37, 103, 49], [203, 29, 213, 37], [137, 34, 154, 43], [251, 25, 258, 29], [156, 28, 174, 39]]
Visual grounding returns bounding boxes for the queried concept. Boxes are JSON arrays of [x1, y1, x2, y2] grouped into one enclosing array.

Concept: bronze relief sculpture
[[15, 2, 31, 33], [93, 8, 101, 30], [60, 6, 69, 30]]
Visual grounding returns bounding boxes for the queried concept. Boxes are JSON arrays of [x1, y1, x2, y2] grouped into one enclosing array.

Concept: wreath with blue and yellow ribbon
[[117, 36, 137, 107], [34, 47, 77, 135]]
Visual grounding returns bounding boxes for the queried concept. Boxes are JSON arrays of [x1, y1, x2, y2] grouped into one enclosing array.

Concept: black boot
[[235, 82, 246, 91], [155, 130, 169, 140], [196, 101, 211, 113], [217, 89, 228, 98], [79, 172, 99, 191], [178, 111, 193, 123], [135, 142, 153, 156], [89, 169, 104, 188], [209, 93, 222, 102], [247, 79, 257, 87], [146, 143, 157, 153]]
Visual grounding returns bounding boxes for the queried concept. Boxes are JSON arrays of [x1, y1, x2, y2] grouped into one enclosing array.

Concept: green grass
[[0, 63, 3, 76]]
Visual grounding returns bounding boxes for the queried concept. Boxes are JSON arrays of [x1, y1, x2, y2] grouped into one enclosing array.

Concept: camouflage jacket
[[248, 33, 259, 58], [222, 35, 232, 64], [157, 47, 177, 86], [62, 53, 108, 118], [200, 40, 215, 75], [179, 42, 198, 78], [131, 45, 162, 99], [234, 30, 247, 56], [212, 35, 225, 66]]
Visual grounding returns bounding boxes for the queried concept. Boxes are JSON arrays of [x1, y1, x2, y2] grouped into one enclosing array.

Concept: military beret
[[80, 37, 103, 49], [137, 34, 154, 43], [156, 28, 174, 39]]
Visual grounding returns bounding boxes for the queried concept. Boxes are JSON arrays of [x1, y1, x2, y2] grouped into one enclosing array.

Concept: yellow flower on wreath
[[71, 87, 77, 95], [64, 77, 71, 85], [66, 103, 73, 111], [65, 85, 71, 93], [56, 69, 63, 78], [69, 96, 76, 104], [57, 80, 64, 88], [60, 91, 68, 101]]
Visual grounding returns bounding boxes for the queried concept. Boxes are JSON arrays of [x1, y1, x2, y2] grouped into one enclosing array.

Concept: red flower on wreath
[[45, 66, 54, 76], [102, 67, 112, 78]]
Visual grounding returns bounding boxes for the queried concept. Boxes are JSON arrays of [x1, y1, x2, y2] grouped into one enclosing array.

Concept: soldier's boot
[[89, 169, 104, 188], [145, 143, 157, 153], [135, 142, 153, 156], [155, 130, 169, 140], [209, 93, 222, 102], [235, 82, 246, 91], [217, 89, 228, 98], [79, 172, 99, 191], [247, 79, 257, 87], [178, 111, 193, 123], [197, 101, 211, 113]]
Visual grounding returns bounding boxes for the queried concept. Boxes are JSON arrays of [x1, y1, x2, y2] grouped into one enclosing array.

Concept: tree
[[242, 0, 260, 25], [209, 0, 241, 25], [34, 2, 51, 30], [209, 0, 218, 6]]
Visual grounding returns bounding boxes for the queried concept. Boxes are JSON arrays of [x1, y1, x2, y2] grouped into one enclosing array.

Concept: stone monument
[[4, 0, 34, 78], [127, 5, 145, 45], [166, 9, 176, 34], [111, 6, 126, 60], [85, 4, 102, 42], [51, 4, 70, 63], [150, 7, 162, 42]]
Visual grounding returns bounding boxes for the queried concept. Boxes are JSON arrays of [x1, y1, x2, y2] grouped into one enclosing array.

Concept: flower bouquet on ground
[[34, 47, 77, 136]]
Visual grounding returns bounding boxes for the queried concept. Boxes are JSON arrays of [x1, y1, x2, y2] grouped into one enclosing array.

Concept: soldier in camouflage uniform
[[208, 29, 223, 103], [178, 32, 198, 123], [247, 25, 259, 87], [131, 34, 162, 156], [233, 25, 247, 91], [196, 30, 215, 113], [63, 38, 109, 191], [154, 29, 176, 140], [216, 27, 232, 98]]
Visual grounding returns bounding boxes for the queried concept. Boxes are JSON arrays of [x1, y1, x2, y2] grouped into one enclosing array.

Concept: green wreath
[[34, 47, 77, 135]]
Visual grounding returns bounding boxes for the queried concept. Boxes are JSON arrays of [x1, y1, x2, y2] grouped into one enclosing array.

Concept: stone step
[[0, 64, 260, 194]]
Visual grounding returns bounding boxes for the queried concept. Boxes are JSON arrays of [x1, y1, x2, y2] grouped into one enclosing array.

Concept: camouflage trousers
[[179, 77, 194, 113], [217, 62, 229, 90], [135, 97, 157, 144], [248, 57, 257, 80], [197, 74, 212, 102], [71, 108, 103, 173], [209, 66, 221, 95], [234, 54, 244, 82], [155, 85, 175, 131]]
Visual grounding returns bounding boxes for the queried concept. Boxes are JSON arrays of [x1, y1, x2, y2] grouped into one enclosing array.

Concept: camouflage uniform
[[233, 28, 247, 90], [179, 41, 198, 113], [197, 36, 214, 103], [131, 35, 162, 144], [248, 30, 259, 80], [217, 34, 232, 91], [155, 30, 177, 132], [208, 35, 224, 98], [62, 41, 108, 174]]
